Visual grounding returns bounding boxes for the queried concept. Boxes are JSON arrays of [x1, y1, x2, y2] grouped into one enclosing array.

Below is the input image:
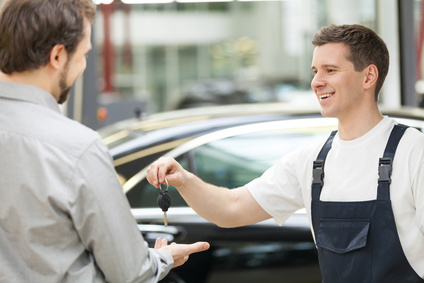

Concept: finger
[[157, 159, 170, 184], [154, 237, 169, 249], [184, 242, 210, 255], [146, 169, 155, 188], [149, 161, 163, 188], [154, 238, 162, 249], [146, 164, 157, 188]]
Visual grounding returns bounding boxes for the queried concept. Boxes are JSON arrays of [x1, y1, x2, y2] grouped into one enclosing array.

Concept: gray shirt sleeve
[[68, 137, 173, 282]]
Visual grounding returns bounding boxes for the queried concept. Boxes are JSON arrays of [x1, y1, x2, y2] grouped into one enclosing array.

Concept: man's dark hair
[[312, 24, 389, 101], [0, 0, 96, 74]]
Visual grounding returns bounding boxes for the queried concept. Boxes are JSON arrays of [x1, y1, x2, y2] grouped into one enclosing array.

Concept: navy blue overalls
[[311, 124, 424, 282]]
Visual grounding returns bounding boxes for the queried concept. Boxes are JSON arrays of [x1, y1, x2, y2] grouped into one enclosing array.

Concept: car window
[[126, 128, 330, 208], [192, 131, 327, 188]]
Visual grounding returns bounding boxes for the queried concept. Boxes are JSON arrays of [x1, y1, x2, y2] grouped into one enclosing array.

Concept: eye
[[326, 68, 336, 74]]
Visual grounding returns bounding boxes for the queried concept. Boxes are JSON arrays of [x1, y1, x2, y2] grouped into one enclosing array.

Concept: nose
[[311, 72, 326, 91]]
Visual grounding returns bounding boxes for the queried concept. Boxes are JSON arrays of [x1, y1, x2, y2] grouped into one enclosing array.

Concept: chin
[[58, 90, 71, 104], [320, 108, 330, 117], [320, 109, 337, 119]]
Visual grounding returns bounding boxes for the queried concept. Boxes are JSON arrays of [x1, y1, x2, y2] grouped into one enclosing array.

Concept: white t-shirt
[[246, 116, 424, 277]]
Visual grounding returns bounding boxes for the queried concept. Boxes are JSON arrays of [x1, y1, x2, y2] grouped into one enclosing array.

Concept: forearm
[[177, 172, 268, 228], [179, 172, 236, 227]]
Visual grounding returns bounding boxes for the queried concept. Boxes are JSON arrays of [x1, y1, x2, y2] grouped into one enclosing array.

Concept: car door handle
[[137, 224, 186, 243]]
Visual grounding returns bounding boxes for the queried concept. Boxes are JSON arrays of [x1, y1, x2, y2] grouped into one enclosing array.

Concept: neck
[[1, 70, 44, 86], [0, 69, 58, 100], [337, 105, 384, 140]]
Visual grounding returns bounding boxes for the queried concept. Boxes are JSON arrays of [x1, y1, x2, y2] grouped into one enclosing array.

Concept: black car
[[98, 103, 424, 283]]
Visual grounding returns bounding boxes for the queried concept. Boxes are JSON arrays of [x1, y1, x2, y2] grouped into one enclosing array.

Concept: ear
[[48, 44, 67, 70], [363, 64, 378, 90]]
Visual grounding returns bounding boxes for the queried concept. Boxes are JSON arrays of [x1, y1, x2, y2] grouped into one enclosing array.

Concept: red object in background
[[101, 3, 115, 93], [416, 0, 424, 80], [122, 3, 133, 67], [97, 107, 108, 122]]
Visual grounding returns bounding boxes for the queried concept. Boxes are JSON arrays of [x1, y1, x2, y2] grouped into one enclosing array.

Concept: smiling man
[[311, 27, 388, 141], [0, 0, 209, 282], [147, 24, 424, 282]]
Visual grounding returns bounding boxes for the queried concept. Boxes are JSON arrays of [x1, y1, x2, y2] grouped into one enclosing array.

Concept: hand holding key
[[147, 157, 187, 189], [158, 179, 171, 226]]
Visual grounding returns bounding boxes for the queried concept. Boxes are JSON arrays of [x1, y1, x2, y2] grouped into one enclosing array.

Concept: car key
[[157, 179, 171, 227]]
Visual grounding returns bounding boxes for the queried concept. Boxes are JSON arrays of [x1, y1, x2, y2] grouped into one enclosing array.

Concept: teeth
[[319, 94, 332, 99]]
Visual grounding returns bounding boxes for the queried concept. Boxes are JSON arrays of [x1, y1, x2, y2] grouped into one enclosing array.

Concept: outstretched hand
[[147, 157, 187, 188], [154, 238, 210, 268]]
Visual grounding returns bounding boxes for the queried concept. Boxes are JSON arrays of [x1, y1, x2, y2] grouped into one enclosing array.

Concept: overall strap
[[377, 124, 408, 200], [312, 130, 337, 201]]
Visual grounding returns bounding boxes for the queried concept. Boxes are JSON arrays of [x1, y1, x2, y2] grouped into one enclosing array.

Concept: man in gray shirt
[[0, 0, 209, 282]]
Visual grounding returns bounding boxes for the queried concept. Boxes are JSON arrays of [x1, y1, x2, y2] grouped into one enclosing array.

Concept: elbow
[[212, 209, 242, 228], [216, 222, 238, 228]]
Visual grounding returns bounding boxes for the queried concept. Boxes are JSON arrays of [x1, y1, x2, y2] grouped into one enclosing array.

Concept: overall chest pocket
[[316, 218, 370, 253], [316, 219, 371, 283]]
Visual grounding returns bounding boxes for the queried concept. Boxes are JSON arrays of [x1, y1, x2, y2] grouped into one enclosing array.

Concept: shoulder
[[28, 108, 103, 159], [401, 126, 424, 148], [51, 115, 102, 156], [396, 125, 424, 167], [383, 117, 424, 148], [404, 125, 424, 139]]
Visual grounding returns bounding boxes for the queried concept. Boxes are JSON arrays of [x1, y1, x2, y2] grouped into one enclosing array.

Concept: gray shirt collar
[[0, 81, 61, 114]]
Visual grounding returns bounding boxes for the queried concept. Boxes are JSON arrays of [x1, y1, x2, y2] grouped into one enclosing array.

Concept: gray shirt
[[0, 81, 173, 282]]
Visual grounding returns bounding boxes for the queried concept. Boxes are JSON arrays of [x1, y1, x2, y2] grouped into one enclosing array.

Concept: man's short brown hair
[[0, 0, 96, 74]]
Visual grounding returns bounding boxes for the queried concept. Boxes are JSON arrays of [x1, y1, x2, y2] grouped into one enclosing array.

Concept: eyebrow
[[311, 64, 339, 70]]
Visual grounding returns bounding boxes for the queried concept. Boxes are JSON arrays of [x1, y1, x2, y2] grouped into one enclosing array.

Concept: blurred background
[[2, 2, 424, 281], [1, 0, 423, 129]]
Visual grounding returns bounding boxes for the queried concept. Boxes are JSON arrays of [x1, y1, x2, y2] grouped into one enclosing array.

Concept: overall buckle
[[313, 160, 324, 185], [378, 157, 392, 183]]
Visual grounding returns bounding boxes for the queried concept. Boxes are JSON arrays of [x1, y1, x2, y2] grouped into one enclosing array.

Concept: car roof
[[99, 103, 424, 139], [98, 103, 323, 157], [98, 103, 321, 136], [98, 103, 424, 163]]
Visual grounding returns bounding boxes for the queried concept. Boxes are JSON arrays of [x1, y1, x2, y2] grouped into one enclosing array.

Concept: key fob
[[158, 190, 171, 212]]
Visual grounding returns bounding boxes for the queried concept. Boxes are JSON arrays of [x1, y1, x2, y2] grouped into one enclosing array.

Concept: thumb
[[163, 173, 184, 188], [185, 242, 210, 255]]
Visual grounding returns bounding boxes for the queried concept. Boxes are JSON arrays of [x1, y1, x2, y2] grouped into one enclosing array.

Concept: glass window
[[126, 127, 330, 208], [192, 130, 328, 188]]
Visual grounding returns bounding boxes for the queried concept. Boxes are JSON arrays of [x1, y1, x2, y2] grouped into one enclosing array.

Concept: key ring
[[159, 178, 169, 192]]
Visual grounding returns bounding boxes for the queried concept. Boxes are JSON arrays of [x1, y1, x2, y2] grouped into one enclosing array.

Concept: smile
[[319, 93, 333, 100]]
